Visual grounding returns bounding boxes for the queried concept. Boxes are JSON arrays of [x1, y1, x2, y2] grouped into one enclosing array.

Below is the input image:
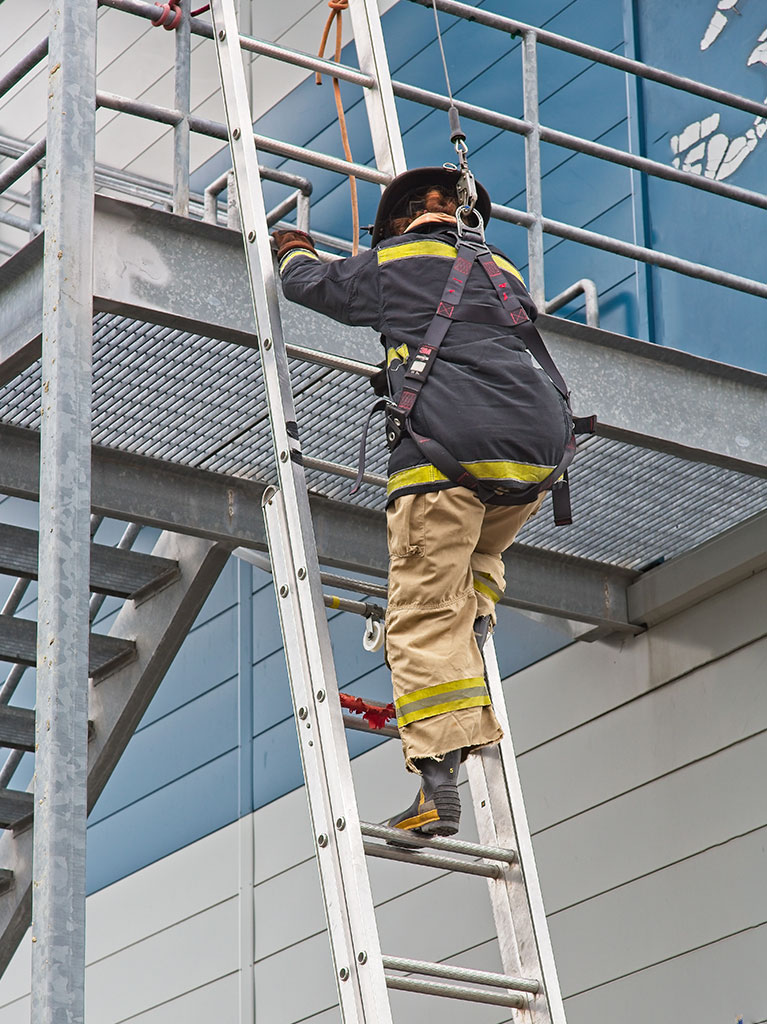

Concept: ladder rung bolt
[[279, 584, 289, 597], [232, 127, 241, 140], [318, 833, 329, 848], [357, 951, 367, 964], [297, 567, 307, 579], [298, 706, 308, 719], [263, 338, 272, 349], [336, 816, 346, 830], [339, 967, 350, 982], [279, 450, 289, 462], [247, 230, 256, 242], [218, 28, 225, 40], [317, 689, 326, 702]]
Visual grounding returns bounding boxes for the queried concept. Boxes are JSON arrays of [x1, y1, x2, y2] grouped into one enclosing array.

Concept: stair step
[[0, 706, 34, 752], [0, 615, 136, 680], [0, 523, 179, 600], [0, 789, 33, 830]]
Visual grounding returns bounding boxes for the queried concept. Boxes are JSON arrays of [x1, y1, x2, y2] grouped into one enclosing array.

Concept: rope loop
[[151, 1, 182, 30]]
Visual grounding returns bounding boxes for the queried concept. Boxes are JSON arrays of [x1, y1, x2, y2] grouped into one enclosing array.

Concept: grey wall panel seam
[[511, 632, 767, 757], [81, 895, 239, 971], [529, 726, 767, 835], [110, 969, 241, 1024], [564, 918, 767, 1000], [548, 820, 767, 918]]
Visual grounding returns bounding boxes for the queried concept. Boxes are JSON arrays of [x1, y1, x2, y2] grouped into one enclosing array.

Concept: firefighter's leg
[[385, 488, 503, 836]]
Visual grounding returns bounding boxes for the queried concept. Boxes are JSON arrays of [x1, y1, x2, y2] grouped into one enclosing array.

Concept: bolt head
[[298, 706, 308, 720], [339, 967, 350, 982], [297, 567, 307, 580], [247, 229, 256, 242], [263, 337, 272, 350], [336, 816, 346, 830], [357, 951, 368, 965], [280, 450, 289, 462], [317, 833, 329, 848], [232, 127, 241, 140], [279, 584, 289, 598], [218, 28, 226, 40], [316, 689, 326, 702]]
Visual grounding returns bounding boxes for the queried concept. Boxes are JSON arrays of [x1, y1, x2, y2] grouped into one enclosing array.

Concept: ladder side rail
[[209, 3, 392, 1020], [467, 635, 568, 1024], [347, 0, 408, 178], [263, 490, 388, 1022]]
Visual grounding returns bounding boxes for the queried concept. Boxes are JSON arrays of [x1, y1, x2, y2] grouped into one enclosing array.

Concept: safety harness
[[353, 221, 595, 525]]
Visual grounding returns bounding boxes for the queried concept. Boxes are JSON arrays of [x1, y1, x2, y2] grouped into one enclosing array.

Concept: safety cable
[[316, 0, 360, 255], [431, 0, 455, 103]]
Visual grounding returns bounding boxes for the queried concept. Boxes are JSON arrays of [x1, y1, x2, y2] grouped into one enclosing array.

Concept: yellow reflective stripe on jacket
[[387, 343, 410, 367], [473, 571, 503, 604], [395, 677, 490, 728], [387, 459, 554, 497], [279, 248, 320, 273], [378, 240, 458, 264], [378, 239, 524, 284]]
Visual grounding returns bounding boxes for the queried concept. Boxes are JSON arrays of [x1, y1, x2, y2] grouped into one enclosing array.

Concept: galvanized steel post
[[173, 0, 191, 215], [522, 30, 545, 308], [31, 0, 96, 1021]]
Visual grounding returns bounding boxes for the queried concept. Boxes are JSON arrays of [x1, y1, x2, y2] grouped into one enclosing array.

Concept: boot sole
[[419, 784, 461, 836]]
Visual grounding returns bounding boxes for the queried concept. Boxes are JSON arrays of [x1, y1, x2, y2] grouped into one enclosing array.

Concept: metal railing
[[1, 0, 766, 313]]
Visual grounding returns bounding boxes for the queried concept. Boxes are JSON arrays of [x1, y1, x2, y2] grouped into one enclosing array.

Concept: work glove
[[369, 359, 388, 397], [271, 229, 317, 261]]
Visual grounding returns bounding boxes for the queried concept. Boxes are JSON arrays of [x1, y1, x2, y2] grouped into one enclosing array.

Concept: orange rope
[[316, 0, 360, 255]]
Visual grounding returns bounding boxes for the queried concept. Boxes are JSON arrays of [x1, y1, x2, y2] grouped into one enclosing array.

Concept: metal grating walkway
[[1, 312, 764, 571]]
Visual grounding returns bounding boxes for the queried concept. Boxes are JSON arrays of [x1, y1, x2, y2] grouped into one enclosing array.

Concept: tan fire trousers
[[386, 486, 543, 772]]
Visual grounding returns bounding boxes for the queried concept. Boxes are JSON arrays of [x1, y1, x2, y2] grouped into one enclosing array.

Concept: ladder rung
[[383, 955, 539, 994], [342, 714, 399, 739], [363, 839, 504, 879], [361, 821, 517, 864], [385, 974, 527, 1009]]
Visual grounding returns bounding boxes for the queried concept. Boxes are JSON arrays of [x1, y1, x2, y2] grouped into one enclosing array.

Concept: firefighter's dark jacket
[[278, 221, 571, 507]]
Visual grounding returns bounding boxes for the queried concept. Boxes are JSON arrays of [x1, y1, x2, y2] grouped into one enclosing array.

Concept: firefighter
[[272, 167, 572, 838]]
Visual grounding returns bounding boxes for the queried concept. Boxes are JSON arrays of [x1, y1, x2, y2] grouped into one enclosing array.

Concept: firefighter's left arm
[[276, 242, 383, 331]]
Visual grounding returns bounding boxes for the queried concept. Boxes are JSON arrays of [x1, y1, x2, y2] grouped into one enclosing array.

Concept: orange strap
[[316, 0, 360, 255]]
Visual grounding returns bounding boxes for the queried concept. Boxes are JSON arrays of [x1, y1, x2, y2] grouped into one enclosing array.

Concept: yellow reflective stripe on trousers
[[387, 459, 554, 497], [378, 239, 524, 284], [395, 677, 490, 728], [473, 572, 502, 604], [387, 343, 409, 367], [279, 248, 320, 272]]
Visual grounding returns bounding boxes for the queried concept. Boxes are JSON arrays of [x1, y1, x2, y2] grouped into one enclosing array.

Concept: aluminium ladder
[[209, 1, 568, 1020]]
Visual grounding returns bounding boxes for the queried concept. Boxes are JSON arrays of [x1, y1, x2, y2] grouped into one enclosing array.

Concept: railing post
[[522, 29, 545, 308], [31, 0, 96, 1020], [173, 0, 191, 216], [29, 164, 42, 238]]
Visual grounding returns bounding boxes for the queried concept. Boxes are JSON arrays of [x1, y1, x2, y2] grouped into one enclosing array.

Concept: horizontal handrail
[[491, 203, 767, 299], [391, 80, 767, 212], [97, 0, 375, 87], [410, 0, 767, 119]]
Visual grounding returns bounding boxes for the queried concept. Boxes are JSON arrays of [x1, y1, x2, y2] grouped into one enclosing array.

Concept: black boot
[[387, 749, 462, 838]]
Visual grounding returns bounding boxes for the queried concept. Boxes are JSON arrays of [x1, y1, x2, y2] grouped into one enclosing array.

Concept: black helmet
[[371, 166, 491, 246]]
